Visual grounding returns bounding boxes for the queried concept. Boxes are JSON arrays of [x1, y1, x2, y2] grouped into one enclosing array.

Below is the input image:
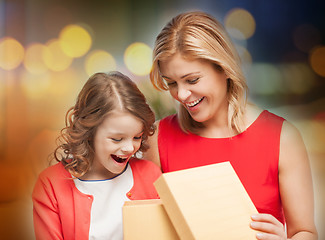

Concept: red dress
[[158, 110, 285, 223]]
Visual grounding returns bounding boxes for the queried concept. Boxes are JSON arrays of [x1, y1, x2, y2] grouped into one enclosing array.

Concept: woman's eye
[[167, 81, 176, 86], [111, 138, 122, 142], [187, 77, 199, 84]]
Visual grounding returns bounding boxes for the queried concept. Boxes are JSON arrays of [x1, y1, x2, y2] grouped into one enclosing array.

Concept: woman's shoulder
[[159, 114, 177, 125], [245, 104, 285, 127], [158, 114, 183, 134]]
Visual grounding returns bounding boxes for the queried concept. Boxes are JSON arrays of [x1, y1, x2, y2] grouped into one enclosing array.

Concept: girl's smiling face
[[159, 53, 229, 126], [86, 110, 143, 180]]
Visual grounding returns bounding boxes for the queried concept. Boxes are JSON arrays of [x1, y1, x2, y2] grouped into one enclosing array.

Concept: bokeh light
[[235, 45, 252, 67], [59, 24, 92, 58], [47, 69, 82, 100], [23, 43, 48, 75], [281, 63, 315, 94], [43, 39, 73, 72], [124, 42, 152, 76], [247, 63, 282, 95], [295, 119, 325, 154], [0, 37, 25, 70], [21, 71, 51, 100], [309, 46, 325, 77], [224, 8, 256, 40], [85, 50, 117, 76], [26, 129, 60, 176]]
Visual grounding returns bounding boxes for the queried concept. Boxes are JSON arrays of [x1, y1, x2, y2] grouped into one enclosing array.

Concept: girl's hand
[[250, 213, 287, 240]]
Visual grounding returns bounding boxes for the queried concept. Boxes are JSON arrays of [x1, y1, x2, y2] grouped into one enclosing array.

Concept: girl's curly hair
[[54, 71, 155, 177]]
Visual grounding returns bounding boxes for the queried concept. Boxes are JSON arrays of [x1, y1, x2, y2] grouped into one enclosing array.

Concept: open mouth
[[185, 97, 204, 108], [111, 154, 128, 163]]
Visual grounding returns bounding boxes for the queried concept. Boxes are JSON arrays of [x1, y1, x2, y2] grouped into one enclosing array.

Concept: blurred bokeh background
[[1, 0, 324, 239]]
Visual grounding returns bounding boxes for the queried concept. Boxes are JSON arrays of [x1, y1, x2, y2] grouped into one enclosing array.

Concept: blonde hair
[[150, 11, 248, 134], [54, 72, 155, 177]]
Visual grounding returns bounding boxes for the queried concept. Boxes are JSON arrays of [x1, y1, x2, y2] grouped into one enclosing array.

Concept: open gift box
[[123, 161, 257, 239]]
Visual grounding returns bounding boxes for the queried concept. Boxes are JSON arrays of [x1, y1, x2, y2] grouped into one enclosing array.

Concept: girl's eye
[[187, 77, 199, 84], [134, 135, 143, 140]]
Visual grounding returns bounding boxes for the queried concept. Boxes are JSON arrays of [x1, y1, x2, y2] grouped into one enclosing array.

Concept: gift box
[[122, 199, 179, 240], [153, 161, 258, 240]]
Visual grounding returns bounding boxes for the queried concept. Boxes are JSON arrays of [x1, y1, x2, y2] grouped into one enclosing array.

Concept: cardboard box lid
[[154, 161, 258, 240], [122, 199, 179, 240]]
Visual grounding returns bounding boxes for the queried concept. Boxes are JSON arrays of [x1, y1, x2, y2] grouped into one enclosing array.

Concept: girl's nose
[[121, 141, 135, 153]]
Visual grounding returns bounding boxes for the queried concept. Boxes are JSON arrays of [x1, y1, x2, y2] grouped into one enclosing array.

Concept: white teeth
[[186, 97, 204, 107]]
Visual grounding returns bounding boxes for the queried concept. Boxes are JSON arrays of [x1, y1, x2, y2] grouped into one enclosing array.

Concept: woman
[[145, 11, 317, 239]]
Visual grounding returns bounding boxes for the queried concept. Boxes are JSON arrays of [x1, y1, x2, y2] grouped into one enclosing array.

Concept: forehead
[[159, 53, 210, 77], [97, 110, 143, 134]]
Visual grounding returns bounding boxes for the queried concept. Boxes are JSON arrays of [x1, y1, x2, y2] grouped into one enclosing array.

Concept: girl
[[32, 71, 162, 240], [146, 11, 318, 239]]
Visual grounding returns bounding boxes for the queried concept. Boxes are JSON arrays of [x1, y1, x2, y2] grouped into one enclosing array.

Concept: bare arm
[[279, 121, 317, 239], [250, 120, 318, 239], [143, 121, 161, 169]]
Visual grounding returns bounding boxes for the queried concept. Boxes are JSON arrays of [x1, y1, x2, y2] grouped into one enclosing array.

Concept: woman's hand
[[250, 213, 287, 240]]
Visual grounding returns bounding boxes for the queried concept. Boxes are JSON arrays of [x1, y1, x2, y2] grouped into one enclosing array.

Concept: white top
[[73, 164, 134, 240]]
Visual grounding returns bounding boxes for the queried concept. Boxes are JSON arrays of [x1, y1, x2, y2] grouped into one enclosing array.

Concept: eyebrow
[[107, 130, 144, 136], [162, 72, 200, 80]]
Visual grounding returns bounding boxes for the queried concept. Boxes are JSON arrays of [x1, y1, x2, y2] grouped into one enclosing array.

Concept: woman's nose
[[177, 86, 191, 101]]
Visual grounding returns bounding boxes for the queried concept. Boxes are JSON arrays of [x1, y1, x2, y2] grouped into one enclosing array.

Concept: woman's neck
[[199, 107, 231, 138], [197, 103, 262, 138]]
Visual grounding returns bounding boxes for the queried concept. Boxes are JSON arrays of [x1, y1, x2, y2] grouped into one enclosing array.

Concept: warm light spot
[[247, 63, 282, 95], [124, 42, 152, 76], [26, 129, 60, 174], [235, 45, 252, 66], [21, 71, 51, 100], [47, 69, 81, 99], [0, 37, 24, 70], [23, 43, 48, 74], [309, 46, 325, 77], [59, 24, 92, 58], [43, 39, 73, 72], [280, 63, 315, 94], [295, 119, 325, 154], [85, 50, 116, 76], [224, 8, 256, 40]]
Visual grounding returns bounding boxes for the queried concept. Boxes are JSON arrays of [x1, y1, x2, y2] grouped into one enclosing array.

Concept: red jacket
[[32, 158, 161, 240]]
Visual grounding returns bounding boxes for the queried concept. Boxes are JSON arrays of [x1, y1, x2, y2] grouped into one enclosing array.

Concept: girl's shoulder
[[129, 158, 160, 170], [129, 158, 162, 176], [37, 161, 71, 181]]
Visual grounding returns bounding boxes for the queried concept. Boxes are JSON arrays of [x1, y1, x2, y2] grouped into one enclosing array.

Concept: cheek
[[135, 141, 142, 151], [169, 88, 178, 100]]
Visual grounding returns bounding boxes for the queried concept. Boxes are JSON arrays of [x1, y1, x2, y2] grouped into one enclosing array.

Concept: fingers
[[251, 214, 284, 227], [250, 214, 286, 240]]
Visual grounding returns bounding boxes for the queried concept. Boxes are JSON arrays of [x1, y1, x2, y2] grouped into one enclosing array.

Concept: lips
[[111, 154, 128, 163], [185, 97, 204, 108]]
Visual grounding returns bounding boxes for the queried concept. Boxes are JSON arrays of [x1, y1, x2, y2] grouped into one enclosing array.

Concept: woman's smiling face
[[159, 53, 229, 125], [89, 110, 144, 180]]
